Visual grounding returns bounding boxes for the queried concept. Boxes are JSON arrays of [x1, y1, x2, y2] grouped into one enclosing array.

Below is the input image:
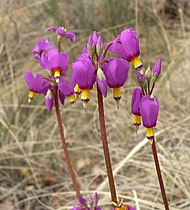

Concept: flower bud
[[136, 71, 146, 89], [96, 36, 103, 56], [45, 89, 54, 112], [152, 59, 162, 83], [145, 67, 152, 82]]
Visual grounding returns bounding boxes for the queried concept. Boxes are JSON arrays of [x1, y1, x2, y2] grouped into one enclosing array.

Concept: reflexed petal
[[45, 96, 54, 112], [24, 71, 34, 89], [72, 58, 95, 89], [103, 58, 129, 88], [120, 28, 140, 61], [140, 96, 159, 128], [57, 27, 66, 35], [131, 88, 142, 115], [78, 196, 87, 205], [41, 49, 69, 74], [46, 26, 59, 32], [59, 90, 65, 105], [127, 205, 136, 210], [109, 35, 129, 60], [58, 75, 76, 96], [97, 78, 107, 97], [153, 58, 162, 77], [65, 31, 76, 42]]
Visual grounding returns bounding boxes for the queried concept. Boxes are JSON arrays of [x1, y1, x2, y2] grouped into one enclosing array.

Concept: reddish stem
[[151, 139, 170, 210], [97, 85, 118, 204], [54, 86, 81, 201]]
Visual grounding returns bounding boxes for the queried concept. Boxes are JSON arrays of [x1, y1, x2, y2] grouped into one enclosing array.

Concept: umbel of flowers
[[131, 59, 161, 143], [72, 31, 129, 110]]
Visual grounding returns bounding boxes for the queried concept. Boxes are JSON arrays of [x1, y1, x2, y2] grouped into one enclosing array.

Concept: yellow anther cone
[[133, 115, 141, 132], [68, 94, 75, 104], [146, 127, 154, 144], [53, 70, 61, 83], [28, 91, 35, 104], [74, 84, 82, 99], [132, 57, 143, 70], [113, 87, 121, 109], [81, 89, 90, 110]]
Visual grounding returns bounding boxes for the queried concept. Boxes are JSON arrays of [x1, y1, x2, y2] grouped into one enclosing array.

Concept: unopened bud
[[136, 71, 147, 89], [145, 67, 152, 82]]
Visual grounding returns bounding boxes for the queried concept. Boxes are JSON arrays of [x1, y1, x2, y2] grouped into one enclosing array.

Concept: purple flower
[[72, 56, 96, 109], [32, 38, 52, 59], [72, 193, 101, 210], [152, 58, 162, 78], [103, 58, 129, 107], [45, 89, 54, 112], [103, 58, 129, 88], [47, 26, 76, 42], [24, 71, 49, 103], [72, 58, 95, 89], [140, 95, 160, 128], [58, 74, 76, 104], [41, 49, 69, 83], [109, 28, 142, 70]]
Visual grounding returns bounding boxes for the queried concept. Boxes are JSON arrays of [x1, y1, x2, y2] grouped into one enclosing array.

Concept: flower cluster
[[72, 31, 129, 109], [71, 192, 101, 210], [131, 59, 162, 142], [24, 26, 76, 111]]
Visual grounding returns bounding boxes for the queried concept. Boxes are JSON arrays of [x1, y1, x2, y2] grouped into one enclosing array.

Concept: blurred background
[[0, 0, 190, 209]]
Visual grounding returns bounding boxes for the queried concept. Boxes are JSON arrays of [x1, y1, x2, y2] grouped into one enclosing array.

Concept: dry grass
[[0, 0, 190, 209]]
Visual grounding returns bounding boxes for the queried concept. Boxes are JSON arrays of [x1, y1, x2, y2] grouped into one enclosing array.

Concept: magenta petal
[[93, 192, 98, 204], [140, 95, 159, 128], [131, 88, 142, 115], [78, 196, 87, 205], [120, 28, 140, 61], [153, 58, 162, 77], [109, 35, 129, 60], [97, 78, 107, 97], [46, 26, 59, 32], [127, 205, 136, 210], [58, 75, 76, 96], [59, 90, 65, 105], [41, 49, 69, 74], [72, 58, 96, 89], [92, 31, 99, 43], [45, 96, 54, 112], [103, 58, 129, 88], [24, 71, 34, 89], [24, 71, 49, 94], [57, 27, 66, 36], [88, 35, 93, 48], [65, 31, 76, 42]]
